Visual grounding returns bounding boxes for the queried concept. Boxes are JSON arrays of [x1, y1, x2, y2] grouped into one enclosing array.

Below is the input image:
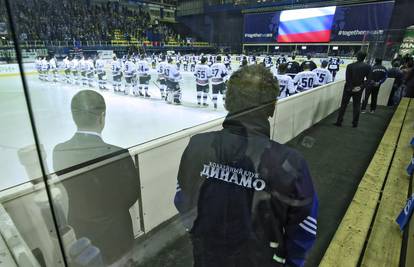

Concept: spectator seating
[[8, 0, 181, 44]]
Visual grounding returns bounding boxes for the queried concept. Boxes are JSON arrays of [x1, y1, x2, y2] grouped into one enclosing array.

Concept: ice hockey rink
[[0, 60, 346, 190]]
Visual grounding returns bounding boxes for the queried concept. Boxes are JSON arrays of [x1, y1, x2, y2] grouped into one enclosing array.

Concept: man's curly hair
[[225, 64, 279, 115]]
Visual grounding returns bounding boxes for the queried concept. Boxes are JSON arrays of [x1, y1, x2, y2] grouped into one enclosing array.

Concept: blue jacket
[[175, 113, 318, 267]]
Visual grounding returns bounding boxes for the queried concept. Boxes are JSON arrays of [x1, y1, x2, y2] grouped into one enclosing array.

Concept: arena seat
[[320, 98, 414, 267]]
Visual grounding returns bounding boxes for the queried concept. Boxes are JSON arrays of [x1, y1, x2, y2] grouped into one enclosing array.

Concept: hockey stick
[[152, 80, 161, 90]]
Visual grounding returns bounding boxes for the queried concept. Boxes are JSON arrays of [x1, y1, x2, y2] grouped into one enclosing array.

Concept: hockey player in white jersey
[[85, 57, 95, 87], [71, 57, 80, 84], [157, 54, 168, 99], [194, 57, 212, 107], [239, 55, 247, 68], [313, 60, 333, 86], [293, 65, 319, 92], [79, 56, 88, 86], [248, 55, 256, 65], [210, 55, 228, 109], [263, 55, 273, 69], [35, 57, 42, 80], [176, 55, 182, 70], [151, 54, 157, 69], [224, 54, 231, 70], [111, 56, 123, 92], [137, 55, 151, 98], [123, 55, 136, 95], [95, 54, 107, 90], [190, 55, 197, 72], [49, 56, 58, 82], [41, 57, 49, 81], [275, 63, 295, 99], [165, 57, 182, 104], [208, 55, 215, 67], [276, 54, 288, 67], [63, 56, 71, 83], [183, 55, 189, 71]]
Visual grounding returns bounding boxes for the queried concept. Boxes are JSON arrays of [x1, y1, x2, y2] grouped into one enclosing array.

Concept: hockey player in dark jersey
[[286, 55, 301, 79], [300, 55, 317, 71], [175, 64, 318, 267], [327, 56, 343, 81]]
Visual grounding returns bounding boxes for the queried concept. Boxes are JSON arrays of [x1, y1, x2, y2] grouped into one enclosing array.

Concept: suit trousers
[[362, 85, 380, 111], [336, 89, 363, 126]]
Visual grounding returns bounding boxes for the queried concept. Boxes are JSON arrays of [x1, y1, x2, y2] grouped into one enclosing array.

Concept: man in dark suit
[[334, 51, 371, 128], [53, 90, 139, 265]]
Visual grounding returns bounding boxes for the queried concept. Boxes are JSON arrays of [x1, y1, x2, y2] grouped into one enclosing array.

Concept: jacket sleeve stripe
[[299, 223, 317, 235]]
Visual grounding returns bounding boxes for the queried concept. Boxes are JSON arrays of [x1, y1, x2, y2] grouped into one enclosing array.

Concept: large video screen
[[243, 1, 395, 43], [277, 6, 336, 43], [243, 12, 281, 43]]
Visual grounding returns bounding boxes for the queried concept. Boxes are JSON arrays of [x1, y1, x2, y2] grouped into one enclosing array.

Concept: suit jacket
[[344, 61, 371, 91], [53, 132, 139, 264]]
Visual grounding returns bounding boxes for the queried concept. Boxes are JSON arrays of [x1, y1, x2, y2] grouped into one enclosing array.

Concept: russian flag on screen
[[277, 6, 336, 43]]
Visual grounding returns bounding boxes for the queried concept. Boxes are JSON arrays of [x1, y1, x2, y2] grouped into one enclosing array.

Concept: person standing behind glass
[[361, 58, 387, 113], [53, 90, 139, 266], [334, 51, 371, 128], [175, 65, 318, 267]]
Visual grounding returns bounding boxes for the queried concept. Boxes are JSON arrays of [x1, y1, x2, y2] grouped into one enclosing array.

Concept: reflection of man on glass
[[53, 90, 139, 265], [175, 65, 318, 267]]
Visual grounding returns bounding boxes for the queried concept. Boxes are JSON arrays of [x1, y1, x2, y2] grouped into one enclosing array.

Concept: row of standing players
[[34, 53, 342, 108], [34, 54, 231, 108]]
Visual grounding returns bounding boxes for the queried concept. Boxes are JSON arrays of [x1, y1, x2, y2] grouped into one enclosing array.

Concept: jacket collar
[[222, 112, 270, 138]]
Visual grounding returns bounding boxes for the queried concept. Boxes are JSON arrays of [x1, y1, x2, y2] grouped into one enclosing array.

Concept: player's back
[[124, 61, 136, 77], [157, 61, 168, 77], [313, 68, 332, 85], [49, 59, 57, 69], [79, 59, 86, 71], [63, 58, 69, 68], [86, 60, 94, 72], [166, 63, 180, 82], [294, 71, 319, 91], [72, 59, 79, 70], [328, 58, 340, 70], [96, 59, 105, 71], [137, 60, 149, 75], [210, 63, 227, 84], [41, 59, 49, 70], [195, 64, 211, 85], [111, 60, 121, 74], [276, 74, 295, 98]]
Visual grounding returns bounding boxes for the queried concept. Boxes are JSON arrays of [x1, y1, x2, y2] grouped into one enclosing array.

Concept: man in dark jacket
[[387, 62, 404, 106], [175, 65, 318, 267], [53, 90, 139, 265], [334, 51, 371, 128], [361, 58, 388, 113]]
